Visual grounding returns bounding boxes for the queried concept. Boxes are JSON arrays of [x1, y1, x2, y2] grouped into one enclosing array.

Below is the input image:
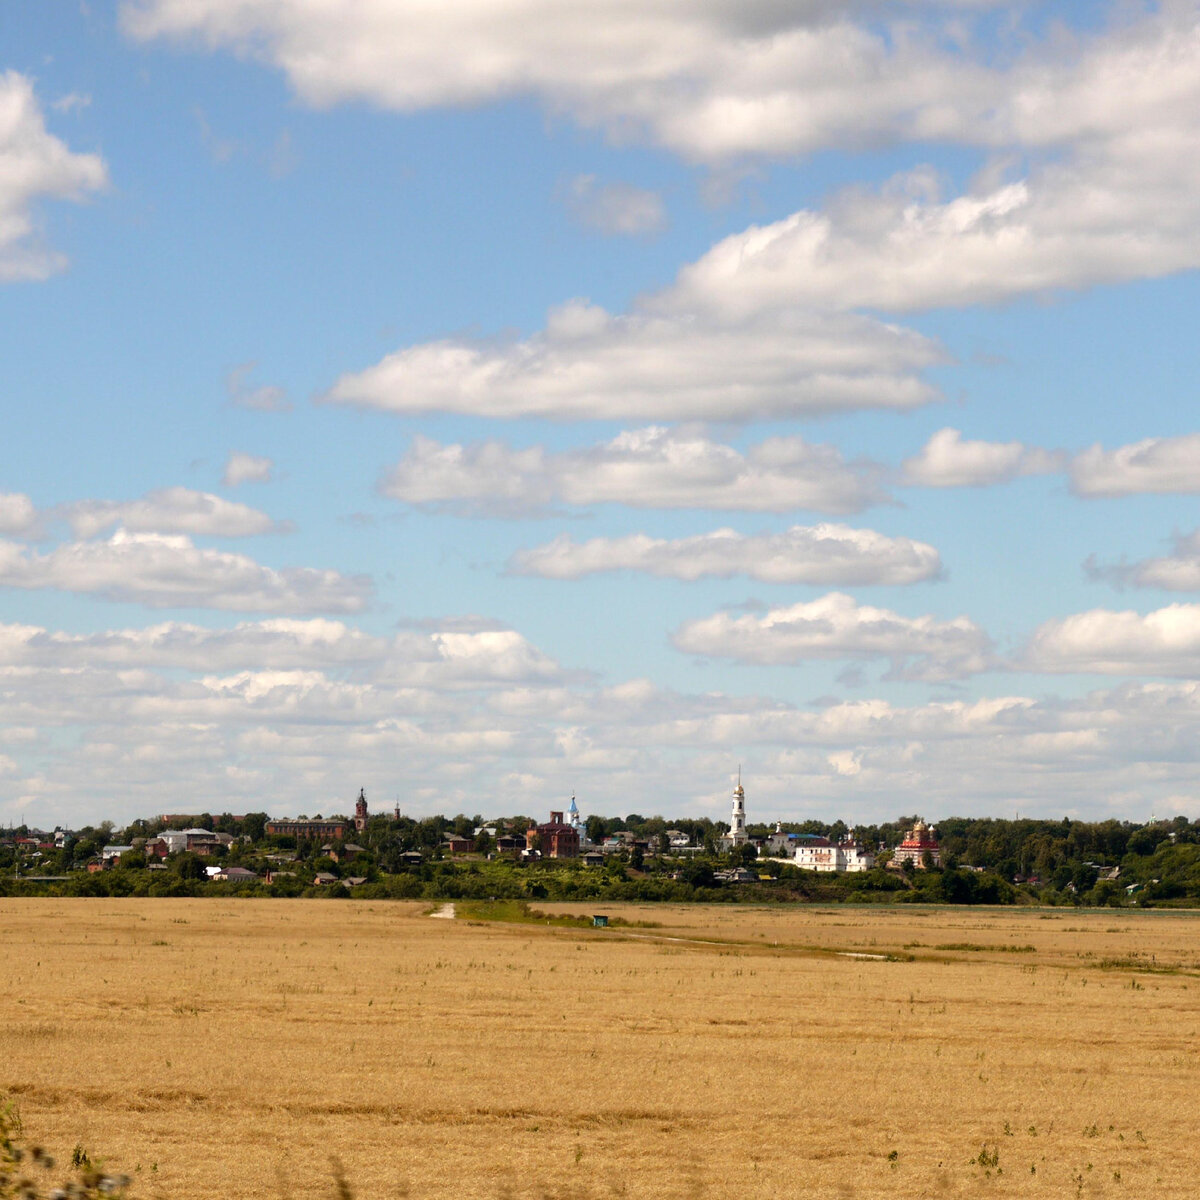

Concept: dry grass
[[1, 899, 1198, 1198]]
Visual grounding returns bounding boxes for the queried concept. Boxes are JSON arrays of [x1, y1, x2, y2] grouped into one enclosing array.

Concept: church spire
[[730, 768, 747, 843]]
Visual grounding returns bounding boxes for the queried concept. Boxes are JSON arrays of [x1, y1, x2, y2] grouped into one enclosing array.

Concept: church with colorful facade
[[890, 818, 942, 869]]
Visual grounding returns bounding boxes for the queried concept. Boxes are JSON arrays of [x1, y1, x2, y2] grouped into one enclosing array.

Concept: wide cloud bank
[[5, 611, 1200, 827]]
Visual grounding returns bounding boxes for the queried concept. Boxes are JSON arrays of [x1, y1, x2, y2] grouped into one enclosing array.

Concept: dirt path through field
[[429, 902, 456, 919]]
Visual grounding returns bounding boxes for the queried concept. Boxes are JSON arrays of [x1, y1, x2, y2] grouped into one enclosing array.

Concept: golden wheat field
[[1, 899, 1198, 1199]]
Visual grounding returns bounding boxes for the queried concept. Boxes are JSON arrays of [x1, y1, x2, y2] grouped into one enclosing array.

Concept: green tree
[[1087, 879, 1122, 907], [173, 852, 207, 881], [241, 812, 268, 842], [734, 842, 758, 867]]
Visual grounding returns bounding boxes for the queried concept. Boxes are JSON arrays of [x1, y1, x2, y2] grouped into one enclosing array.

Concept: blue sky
[[4, 0, 1200, 828]]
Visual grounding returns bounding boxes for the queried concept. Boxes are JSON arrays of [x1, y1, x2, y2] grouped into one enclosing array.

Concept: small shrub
[[973, 1144, 1001, 1171]]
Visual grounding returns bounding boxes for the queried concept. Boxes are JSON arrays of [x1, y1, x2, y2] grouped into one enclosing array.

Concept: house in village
[[600, 831, 637, 854], [213, 866, 258, 883], [322, 842, 366, 864], [715, 867, 759, 883], [160, 828, 232, 856]]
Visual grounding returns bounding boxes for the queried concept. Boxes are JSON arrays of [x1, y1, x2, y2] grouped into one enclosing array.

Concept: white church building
[[710, 773, 875, 872], [716, 770, 749, 851]]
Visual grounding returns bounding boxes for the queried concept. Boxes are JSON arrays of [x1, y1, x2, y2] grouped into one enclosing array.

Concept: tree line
[[2, 810, 1198, 906]]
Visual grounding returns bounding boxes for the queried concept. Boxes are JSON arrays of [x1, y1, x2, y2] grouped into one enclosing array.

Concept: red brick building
[[265, 818, 349, 840], [527, 811, 580, 859]]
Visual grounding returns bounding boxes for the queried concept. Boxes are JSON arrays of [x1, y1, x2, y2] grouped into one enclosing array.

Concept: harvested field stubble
[[1, 899, 1198, 1198]]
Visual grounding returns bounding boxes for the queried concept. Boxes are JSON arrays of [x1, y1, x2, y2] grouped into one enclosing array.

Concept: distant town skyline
[[3, 2, 1200, 828]]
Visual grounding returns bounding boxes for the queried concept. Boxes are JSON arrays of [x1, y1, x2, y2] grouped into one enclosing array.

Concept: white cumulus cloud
[[663, 147, 1200, 320], [60, 487, 283, 538], [379, 628, 566, 689], [0, 493, 36, 534], [672, 592, 993, 681], [0, 71, 107, 281], [223, 451, 274, 486], [1086, 530, 1200, 593], [1024, 602, 1200, 677], [0, 617, 560, 687], [0, 530, 369, 612], [510, 524, 942, 585], [118, 1, 1005, 162], [1070, 434, 1200, 497], [326, 300, 942, 422], [381, 426, 889, 515], [121, 2, 1200, 168], [902, 427, 1063, 487], [0, 618, 385, 670]]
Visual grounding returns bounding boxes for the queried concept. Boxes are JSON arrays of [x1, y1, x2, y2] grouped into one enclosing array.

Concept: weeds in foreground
[[0, 1100, 129, 1199]]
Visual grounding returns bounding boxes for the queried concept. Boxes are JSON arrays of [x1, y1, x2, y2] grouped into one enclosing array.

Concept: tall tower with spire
[[567, 795, 589, 847], [729, 767, 748, 844], [354, 788, 368, 833]]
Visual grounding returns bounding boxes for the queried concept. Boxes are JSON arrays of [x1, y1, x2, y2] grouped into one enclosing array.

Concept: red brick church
[[526, 810, 580, 859]]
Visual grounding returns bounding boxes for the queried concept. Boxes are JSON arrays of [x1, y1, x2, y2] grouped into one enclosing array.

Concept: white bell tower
[[730, 766, 748, 844]]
